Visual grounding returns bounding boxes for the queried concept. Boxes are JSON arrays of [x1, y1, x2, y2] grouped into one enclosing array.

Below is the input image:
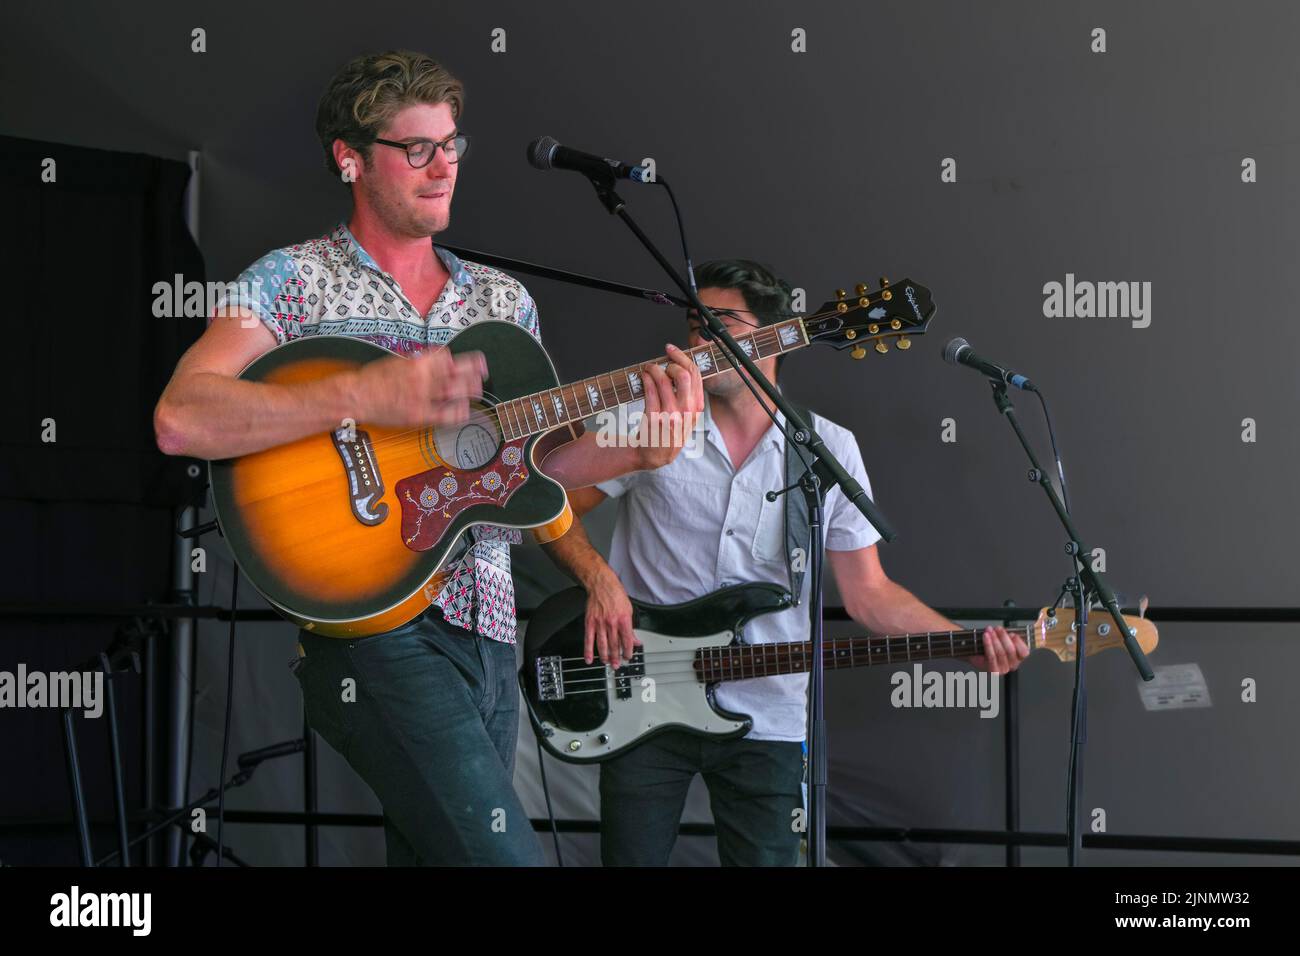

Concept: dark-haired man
[[569, 259, 1029, 866]]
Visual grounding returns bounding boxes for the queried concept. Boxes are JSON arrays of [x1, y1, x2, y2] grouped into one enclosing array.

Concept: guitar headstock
[[1032, 606, 1159, 662], [801, 278, 935, 358]]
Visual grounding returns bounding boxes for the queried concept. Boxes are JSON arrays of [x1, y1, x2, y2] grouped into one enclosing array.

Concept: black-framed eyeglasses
[[686, 308, 762, 335], [372, 133, 470, 168]]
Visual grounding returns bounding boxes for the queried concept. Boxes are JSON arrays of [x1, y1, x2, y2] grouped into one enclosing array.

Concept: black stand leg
[[100, 653, 132, 867], [303, 712, 318, 867], [1003, 659, 1021, 867], [803, 476, 828, 866], [62, 707, 93, 866], [1066, 577, 1088, 866], [143, 627, 157, 865]]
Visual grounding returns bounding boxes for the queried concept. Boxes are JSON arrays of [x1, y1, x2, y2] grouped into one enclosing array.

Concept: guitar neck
[[696, 626, 1036, 682], [495, 318, 810, 442]]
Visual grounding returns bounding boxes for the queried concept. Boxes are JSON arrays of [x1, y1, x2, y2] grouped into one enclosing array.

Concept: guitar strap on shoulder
[[782, 400, 814, 607]]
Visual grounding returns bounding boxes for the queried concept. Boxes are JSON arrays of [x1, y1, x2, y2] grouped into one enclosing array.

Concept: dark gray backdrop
[[5, 0, 1296, 865]]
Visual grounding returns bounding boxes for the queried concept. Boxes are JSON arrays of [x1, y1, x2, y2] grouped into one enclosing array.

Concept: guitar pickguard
[[395, 443, 529, 552]]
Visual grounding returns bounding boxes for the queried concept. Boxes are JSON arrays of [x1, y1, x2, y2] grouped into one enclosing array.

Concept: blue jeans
[[293, 610, 544, 866]]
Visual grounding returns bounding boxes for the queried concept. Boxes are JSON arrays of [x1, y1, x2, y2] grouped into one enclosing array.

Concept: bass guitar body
[[209, 322, 570, 637], [521, 582, 794, 762]]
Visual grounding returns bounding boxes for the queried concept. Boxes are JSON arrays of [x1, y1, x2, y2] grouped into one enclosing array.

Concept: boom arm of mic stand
[[989, 383, 1154, 680]]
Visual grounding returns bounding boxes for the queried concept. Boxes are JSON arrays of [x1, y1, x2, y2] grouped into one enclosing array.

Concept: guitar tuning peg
[[854, 283, 868, 296], [879, 276, 890, 289], [874, 341, 888, 354], [835, 289, 847, 300], [895, 336, 911, 350], [850, 345, 867, 360]]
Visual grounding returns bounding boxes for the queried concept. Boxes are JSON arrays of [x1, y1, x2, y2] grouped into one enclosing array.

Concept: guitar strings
[[353, 323, 795, 456], [330, 300, 872, 458], [550, 645, 1014, 695], [549, 628, 1010, 668], [541, 625, 1033, 693]]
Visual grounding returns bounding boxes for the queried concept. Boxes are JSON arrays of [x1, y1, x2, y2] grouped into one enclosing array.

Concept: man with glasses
[[153, 50, 703, 865], [566, 259, 1030, 866]]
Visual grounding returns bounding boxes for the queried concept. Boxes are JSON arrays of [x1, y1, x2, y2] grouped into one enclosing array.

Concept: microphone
[[527, 136, 653, 183], [943, 337, 1037, 391]]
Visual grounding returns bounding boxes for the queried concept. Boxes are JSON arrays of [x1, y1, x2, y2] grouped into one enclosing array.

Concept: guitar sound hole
[[433, 405, 502, 469]]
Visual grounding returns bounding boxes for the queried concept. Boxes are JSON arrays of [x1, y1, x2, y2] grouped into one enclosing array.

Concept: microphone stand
[[987, 380, 1153, 865], [574, 169, 896, 866]]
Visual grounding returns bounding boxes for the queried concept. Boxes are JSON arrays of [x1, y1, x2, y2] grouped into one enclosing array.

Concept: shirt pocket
[[751, 492, 787, 566], [634, 476, 708, 530]]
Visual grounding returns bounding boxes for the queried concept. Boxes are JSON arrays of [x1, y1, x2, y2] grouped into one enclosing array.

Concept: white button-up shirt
[[597, 395, 881, 740]]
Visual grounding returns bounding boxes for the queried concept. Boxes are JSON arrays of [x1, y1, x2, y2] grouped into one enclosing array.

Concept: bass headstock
[[801, 278, 935, 358], [1032, 606, 1159, 662]]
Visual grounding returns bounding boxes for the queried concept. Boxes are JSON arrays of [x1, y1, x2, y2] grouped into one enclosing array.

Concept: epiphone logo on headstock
[[905, 285, 923, 323]]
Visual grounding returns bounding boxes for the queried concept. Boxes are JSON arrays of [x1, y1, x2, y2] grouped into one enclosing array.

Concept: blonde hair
[[315, 50, 464, 179]]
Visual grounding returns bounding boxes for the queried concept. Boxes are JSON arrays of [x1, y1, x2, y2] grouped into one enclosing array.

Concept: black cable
[[215, 570, 238, 867], [1033, 386, 1085, 865], [536, 738, 563, 866], [1035, 389, 1071, 515], [660, 179, 695, 294]]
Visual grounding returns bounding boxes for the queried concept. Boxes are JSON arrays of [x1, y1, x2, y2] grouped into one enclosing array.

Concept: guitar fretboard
[[494, 318, 809, 441], [694, 626, 1036, 682]]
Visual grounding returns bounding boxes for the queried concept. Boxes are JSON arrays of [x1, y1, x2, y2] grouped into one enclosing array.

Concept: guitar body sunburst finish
[[209, 321, 570, 638]]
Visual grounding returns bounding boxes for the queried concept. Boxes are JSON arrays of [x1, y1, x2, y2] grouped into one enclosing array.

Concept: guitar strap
[[447, 528, 474, 565], [782, 400, 815, 607]]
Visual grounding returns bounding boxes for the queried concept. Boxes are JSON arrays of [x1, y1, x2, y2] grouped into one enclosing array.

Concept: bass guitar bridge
[[536, 656, 565, 701]]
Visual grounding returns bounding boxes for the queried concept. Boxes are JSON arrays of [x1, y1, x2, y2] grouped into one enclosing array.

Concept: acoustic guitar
[[209, 279, 935, 636]]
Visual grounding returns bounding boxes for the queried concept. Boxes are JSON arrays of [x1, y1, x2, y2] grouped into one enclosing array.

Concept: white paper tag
[[1138, 663, 1212, 711]]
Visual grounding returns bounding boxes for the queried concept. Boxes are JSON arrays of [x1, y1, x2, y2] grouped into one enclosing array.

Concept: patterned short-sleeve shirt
[[213, 221, 539, 644]]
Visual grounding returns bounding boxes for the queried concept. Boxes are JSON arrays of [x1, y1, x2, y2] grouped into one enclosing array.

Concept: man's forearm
[[539, 512, 613, 588], [156, 370, 361, 460], [539, 430, 643, 491], [851, 581, 959, 636]]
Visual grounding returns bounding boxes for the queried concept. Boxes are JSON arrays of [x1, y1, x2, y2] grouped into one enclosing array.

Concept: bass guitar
[[521, 583, 1159, 763]]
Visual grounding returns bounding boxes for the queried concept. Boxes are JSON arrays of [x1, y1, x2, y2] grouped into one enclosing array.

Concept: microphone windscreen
[[527, 136, 559, 170], [942, 336, 970, 365]]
